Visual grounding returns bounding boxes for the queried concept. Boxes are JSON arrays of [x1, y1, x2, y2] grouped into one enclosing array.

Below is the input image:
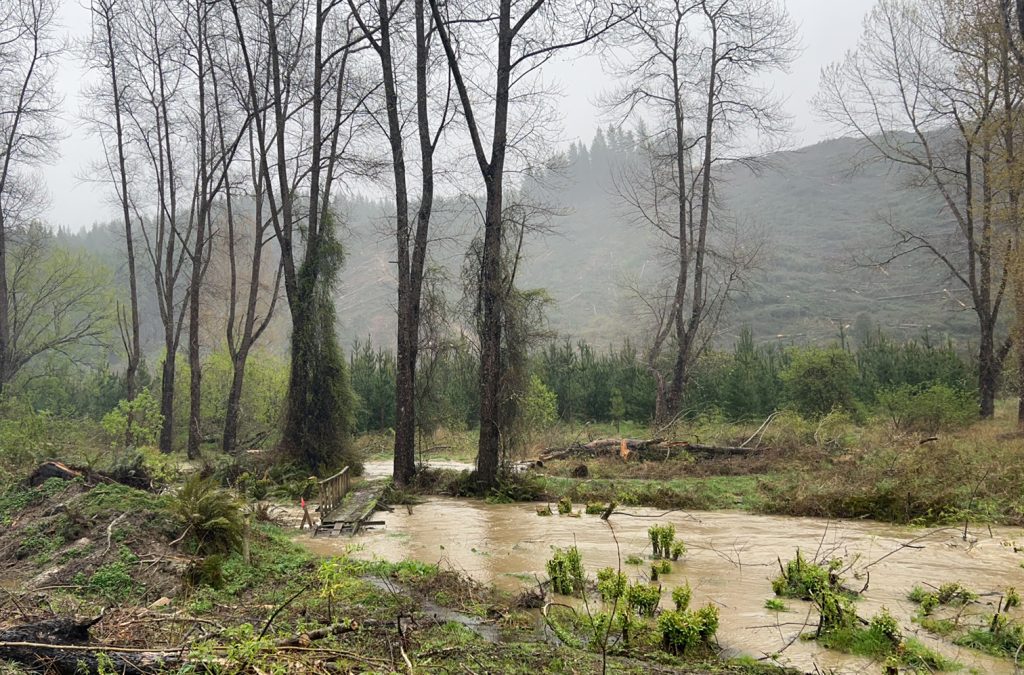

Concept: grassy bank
[[0, 475, 793, 674], [383, 402, 1024, 526]]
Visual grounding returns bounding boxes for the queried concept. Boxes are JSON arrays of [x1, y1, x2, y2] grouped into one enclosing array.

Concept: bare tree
[[84, 0, 143, 400], [349, 0, 453, 484], [428, 0, 630, 487], [817, 0, 1020, 418], [114, 0, 196, 452], [177, 0, 251, 459], [0, 0, 61, 392], [606, 0, 794, 420]]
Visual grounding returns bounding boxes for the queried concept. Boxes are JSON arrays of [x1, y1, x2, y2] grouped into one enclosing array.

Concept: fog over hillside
[[64, 132, 979, 357], [332, 132, 978, 350]]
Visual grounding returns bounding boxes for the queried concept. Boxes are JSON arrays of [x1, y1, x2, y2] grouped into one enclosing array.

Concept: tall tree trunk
[[99, 0, 142, 400], [477, 182, 504, 486], [159, 338, 176, 453], [187, 0, 209, 461], [223, 346, 248, 453], [0, 212, 8, 393], [979, 326, 997, 419]]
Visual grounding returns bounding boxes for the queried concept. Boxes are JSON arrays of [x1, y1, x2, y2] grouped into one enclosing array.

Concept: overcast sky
[[43, 0, 877, 232]]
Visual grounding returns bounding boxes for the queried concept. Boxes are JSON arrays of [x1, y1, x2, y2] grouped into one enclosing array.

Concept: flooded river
[[299, 482, 1024, 673]]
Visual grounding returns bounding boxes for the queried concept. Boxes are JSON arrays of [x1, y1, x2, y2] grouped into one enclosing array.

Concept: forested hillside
[[65, 132, 978, 353]]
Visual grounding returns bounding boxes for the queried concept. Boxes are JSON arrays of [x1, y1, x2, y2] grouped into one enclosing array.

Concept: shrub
[[781, 348, 858, 417], [868, 609, 902, 646], [0, 398, 55, 473], [523, 374, 558, 431], [672, 583, 692, 611], [648, 523, 675, 559], [1006, 587, 1021, 609], [101, 388, 163, 448], [596, 567, 626, 603], [169, 475, 244, 555], [670, 541, 685, 561], [877, 383, 976, 433], [557, 496, 573, 515], [546, 546, 585, 596], [658, 604, 719, 655], [625, 581, 661, 617], [771, 550, 843, 600]]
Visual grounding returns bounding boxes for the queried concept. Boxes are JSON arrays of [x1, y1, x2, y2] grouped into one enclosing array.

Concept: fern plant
[[170, 475, 244, 555]]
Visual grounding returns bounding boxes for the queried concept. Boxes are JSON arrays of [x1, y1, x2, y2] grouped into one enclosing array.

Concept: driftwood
[[538, 438, 754, 463]]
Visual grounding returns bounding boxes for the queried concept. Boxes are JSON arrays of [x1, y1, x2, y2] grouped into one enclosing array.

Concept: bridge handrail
[[317, 466, 350, 516]]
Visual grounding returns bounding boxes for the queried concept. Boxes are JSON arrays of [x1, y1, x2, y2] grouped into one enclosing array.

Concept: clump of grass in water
[[815, 608, 959, 671]]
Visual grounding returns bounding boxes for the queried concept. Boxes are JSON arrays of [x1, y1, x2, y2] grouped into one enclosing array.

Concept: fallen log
[[0, 618, 191, 674], [27, 462, 82, 486], [538, 438, 755, 463]]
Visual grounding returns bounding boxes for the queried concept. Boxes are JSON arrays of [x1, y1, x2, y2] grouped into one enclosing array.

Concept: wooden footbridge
[[312, 467, 388, 537]]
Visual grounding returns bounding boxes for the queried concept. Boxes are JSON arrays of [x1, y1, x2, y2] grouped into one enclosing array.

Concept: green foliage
[[584, 502, 606, 515], [936, 582, 977, 605], [647, 523, 675, 559], [877, 383, 976, 432], [771, 550, 843, 600], [670, 541, 685, 561], [557, 496, 573, 515], [522, 374, 558, 431], [281, 213, 359, 473], [955, 615, 1024, 657], [349, 338, 397, 433], [74, 548, 140, 603], [101, 388, 163, 448], [624, 554, 643, 565], [540, 339, 655, 424], [868, 609, 902, 646], [1005, 587, 1020, 609], [168, 475, 244, 555], [672, 583, 692, 611], [658, 604, 719, 655], [764, 598, 787, 612], [781, 348, 858, 417], [625, 581, 661, 617], [0, 398, 56, 473], [719, 328, 785, 420], [546, 546, 585, 596], [818, 627, 956, 671], [596, 567, 627, 603], [608, 388, 626, 430], [655, 560, 672, 575], [201, 349, 288, 448]]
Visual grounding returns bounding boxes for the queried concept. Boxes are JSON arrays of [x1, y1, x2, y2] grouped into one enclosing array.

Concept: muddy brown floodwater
[[299, 497, 1024, 674]]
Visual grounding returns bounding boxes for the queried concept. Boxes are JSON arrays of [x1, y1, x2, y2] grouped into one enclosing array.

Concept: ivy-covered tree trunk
[[281, 248, 356, 472]]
